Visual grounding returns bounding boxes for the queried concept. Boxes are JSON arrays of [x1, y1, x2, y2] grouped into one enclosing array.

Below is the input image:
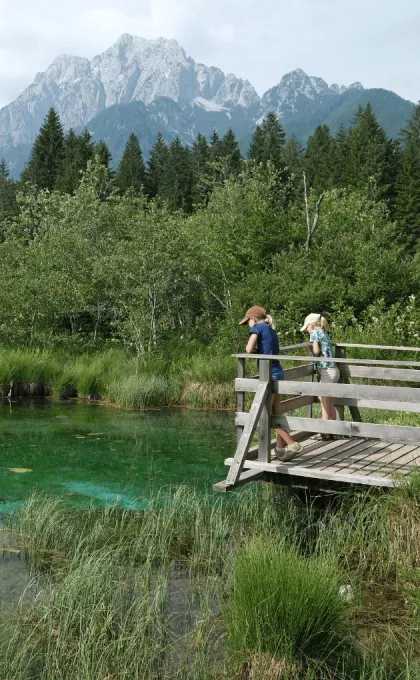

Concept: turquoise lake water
[[0, 401, 235, 514]]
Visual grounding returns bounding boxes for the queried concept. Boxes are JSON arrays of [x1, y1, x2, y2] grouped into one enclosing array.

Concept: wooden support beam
[[236, 358, 245, 446], [271, 380, 420, 404], [213, 468, 264, 493], [335, 343, 420, 353], [339, 365, 420, 383], [233, 354, 420, 368], [225, 380, 269, 487]]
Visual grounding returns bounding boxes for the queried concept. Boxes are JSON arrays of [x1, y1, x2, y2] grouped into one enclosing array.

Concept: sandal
[[311, 433, 334, 441]]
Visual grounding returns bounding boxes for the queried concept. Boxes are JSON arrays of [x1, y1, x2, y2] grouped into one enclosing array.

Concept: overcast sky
[[0, 0, 419, 108]]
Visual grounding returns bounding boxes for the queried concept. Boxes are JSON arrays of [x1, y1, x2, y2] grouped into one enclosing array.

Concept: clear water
[[0, 400, 235, 514]]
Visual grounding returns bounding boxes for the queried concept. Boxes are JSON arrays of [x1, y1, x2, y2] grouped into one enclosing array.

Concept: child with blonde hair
[[240, 305, 302, 461], [300, 313, 340, 439]]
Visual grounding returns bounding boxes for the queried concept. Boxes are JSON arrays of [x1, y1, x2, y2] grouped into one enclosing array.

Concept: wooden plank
[[233, 354, 420, 368], [272, 415, 420, 445], [284, 364, 314, 380], [258, 360, 272, 463], [318, 441, 403, 476], [336, 343, 420, 352], [340, 365, 420, 383], [306, 348, 314, 419], [235, 365, 313, 393], [213, 468, 264, 493], [226, 380, 269, 486], [273, 380, 420, 404], [353, 444, 420, 477], [236, 358, 245, 446], [223, 457, 397, 488], [276, 395, 314, 415], [334, 346, 346, 421], [301, 438, 374, 470], [334, 397, 420, 413]]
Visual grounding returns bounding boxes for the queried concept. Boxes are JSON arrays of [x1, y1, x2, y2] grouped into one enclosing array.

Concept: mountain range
[[0, 33, 415, 177]]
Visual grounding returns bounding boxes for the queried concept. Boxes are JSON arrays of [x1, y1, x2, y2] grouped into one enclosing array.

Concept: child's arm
[[312, 340, 321, 356], [246, 334, 258, 354]]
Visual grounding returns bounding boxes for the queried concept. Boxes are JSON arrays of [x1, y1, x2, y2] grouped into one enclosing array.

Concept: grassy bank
[[1, 482, 419, 678], [0, 348, 238, 410]]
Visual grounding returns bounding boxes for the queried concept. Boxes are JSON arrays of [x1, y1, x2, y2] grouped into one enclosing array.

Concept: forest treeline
[[0, 103, 419, 354]]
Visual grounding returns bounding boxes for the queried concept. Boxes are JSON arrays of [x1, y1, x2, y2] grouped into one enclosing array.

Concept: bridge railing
[[217, 343, 420, 491]]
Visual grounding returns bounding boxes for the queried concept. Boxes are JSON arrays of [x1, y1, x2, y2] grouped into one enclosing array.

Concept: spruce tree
[[146, 133, 168, 198], [304, 124, 334, 192], [248, 125, 265, 163], [395, 104, 420, 248], [56, 129, 94, 194], [0, 159, 17, 227], [283, 135, 304, 176], [95, 141, 112, 172], [191, 133, 210, 204], [347, 104, 392, 200], [209, 130, 221, 160], [333, 124, 350, 187], [218, 128, 242, 176], [21, 107, 64, 190], [161, 137, 194, 213], [115, 133, 146, 195]]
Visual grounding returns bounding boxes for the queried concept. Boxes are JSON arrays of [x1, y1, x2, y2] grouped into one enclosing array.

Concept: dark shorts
[[272, 366, 284, 381]]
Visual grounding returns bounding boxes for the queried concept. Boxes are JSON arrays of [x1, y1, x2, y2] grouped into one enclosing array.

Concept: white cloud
[[0, 0, 419, 108]]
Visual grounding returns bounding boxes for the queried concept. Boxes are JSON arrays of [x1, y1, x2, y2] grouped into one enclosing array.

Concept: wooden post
[[236, 358, 245, 445], [258, 358, 272, 463], [335, 346, 362, 423], [306, 346, 314, 418]]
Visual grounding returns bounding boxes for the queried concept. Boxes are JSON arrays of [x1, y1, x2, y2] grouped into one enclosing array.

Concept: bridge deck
[[223, 435, 420, 489]]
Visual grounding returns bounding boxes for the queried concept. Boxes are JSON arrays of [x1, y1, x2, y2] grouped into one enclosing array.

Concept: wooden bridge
[[214, 342, 420, 492]]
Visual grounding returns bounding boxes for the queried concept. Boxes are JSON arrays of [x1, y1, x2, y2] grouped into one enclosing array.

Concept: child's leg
[[271, 394, 296, 447], [320, 396, 336, 421]]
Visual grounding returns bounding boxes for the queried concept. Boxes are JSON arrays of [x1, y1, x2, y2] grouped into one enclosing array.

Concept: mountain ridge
[[0, 34, 415, 176]]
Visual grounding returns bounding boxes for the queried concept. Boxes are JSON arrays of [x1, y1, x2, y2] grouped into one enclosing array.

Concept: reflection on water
[[0, 400, 234, 512]]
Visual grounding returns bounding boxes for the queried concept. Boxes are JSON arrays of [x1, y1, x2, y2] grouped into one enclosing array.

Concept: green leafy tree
[[21, 107, 64, 190], [146, 133, 168, 198], [115, 133, 146, 195], [395, 103, 420, 248]]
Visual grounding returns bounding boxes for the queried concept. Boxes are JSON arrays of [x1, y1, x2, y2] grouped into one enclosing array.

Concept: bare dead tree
[[303, 171, 325, 249]]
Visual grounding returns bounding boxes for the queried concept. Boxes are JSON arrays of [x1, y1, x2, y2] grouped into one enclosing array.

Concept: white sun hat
[[300, 313, 322, 332]]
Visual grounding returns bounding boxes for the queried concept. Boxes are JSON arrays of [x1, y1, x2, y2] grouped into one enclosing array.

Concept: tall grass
[[1, 481, 420, 678]]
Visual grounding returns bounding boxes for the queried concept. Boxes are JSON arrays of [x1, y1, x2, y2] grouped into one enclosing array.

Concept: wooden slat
[[276, 395, 314, 415], [223, 457, 396, 488], [272, 416, 420, 445], [233, 354, 420, 368], [213, 468, 264, 492], [284, 364, 314, 380], [273, 380, 420, 404], [258, 359, 272, 463], [354, 444, 420, 477], [301, 438, 373, 470], [336, 343, 420, 352], [318, 441, 404, 476], [226, 381, 269, 487], [340, 365, 420, 383], [334, 397, 420, 413], [236, 358, 245, 446]]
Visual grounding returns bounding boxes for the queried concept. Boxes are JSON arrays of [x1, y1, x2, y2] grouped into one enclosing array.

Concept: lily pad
[[8, 468, 33, 473]]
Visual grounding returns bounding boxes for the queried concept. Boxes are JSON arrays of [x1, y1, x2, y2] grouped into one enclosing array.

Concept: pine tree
[[333, 124, 350, 187], [191, 133, 210, 204], [95, 141, 112, 172], [218, 128, 242, 176], [21, 107, 64, 190], [209, 130, 221, 160], [347, 104, 393, 200], [304, 125, 334, 192], [248, 125, 265, 163], [115, 133, 146, 195], [146, 133, 168, 198], [395, 104, 420, 248], [0, 159, 17, 227], [161, 137, 194, 212], [56, 129, 94, 194], [283, 135, 304, 176]]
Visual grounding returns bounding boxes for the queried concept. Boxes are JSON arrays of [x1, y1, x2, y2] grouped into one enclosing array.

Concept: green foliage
[[56, 128, 94, 194], [248, 112, 286, 174], [0, 158, 17, 227], [146, 132, 168, 198], [304, 124, 335, 192], [395, 103, 420, 248]]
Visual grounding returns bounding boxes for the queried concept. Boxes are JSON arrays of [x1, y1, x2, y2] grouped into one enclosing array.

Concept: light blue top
[[310, 328, 337, 370]]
